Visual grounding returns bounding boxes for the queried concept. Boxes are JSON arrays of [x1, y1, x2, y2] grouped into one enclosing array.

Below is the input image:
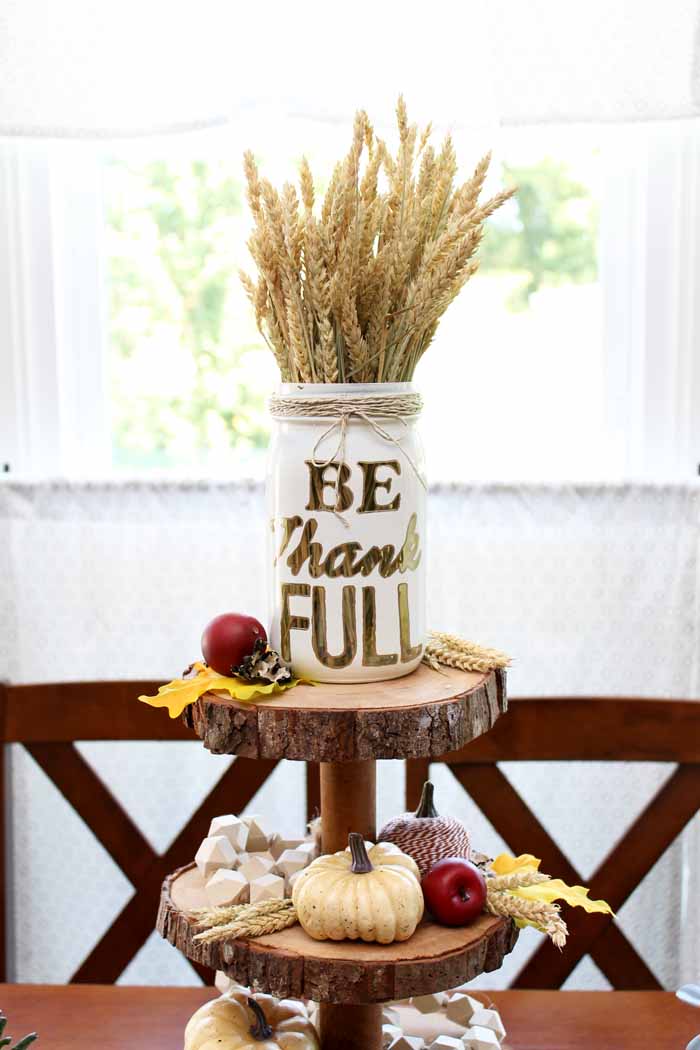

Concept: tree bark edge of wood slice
[[157, 864, 518, 1004], [183, 666, 507, 761]]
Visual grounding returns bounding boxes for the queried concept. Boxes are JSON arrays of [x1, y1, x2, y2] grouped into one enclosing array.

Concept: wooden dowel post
[[319, 759, 376, 852], [319, 1003, 382, 1050], [319, 759, 381, 1049]]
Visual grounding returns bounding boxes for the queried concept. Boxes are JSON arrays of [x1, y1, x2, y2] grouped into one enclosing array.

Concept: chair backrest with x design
[[405, 695, 700, 990], [0, 681, 280, 984], [4, 685, 698, 988]]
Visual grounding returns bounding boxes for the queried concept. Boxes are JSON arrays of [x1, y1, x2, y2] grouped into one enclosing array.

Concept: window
[[2, 120, 699, 480], [102, 122, 603, 481]]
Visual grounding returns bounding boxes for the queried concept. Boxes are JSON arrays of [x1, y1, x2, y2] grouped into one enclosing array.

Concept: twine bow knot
[[269, 391, 426, 527]]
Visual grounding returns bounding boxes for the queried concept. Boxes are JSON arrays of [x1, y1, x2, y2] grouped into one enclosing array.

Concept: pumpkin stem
[[348, 832, 374, 873], [415, 781, 439, 819], [247, 998, 273, 1041]]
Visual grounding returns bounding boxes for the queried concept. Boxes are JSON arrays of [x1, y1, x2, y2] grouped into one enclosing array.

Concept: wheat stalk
[[423, 631, 511, 673], [486, 889, 569, 948], [488, 871, 551, 893], [192, 898, 298, 943], [241, 97, 514, 383]]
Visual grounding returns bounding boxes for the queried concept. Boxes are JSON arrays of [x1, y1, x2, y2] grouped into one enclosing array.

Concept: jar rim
[[276, 381, 416, 398]]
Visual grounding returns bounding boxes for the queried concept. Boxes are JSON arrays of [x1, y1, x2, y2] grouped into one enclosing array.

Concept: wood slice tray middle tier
[[183, 664, 506, 761], [158, 865, 518, 1004]]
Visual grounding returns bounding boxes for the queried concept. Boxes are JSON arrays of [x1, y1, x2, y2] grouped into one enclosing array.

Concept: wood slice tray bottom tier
[[184, 665, 507, 761], [158, 866, 518, 1005]]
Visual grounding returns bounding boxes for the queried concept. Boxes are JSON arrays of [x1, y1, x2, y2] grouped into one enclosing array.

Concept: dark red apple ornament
[[421, 857, 487, 926], [201, 612, 267, 676]]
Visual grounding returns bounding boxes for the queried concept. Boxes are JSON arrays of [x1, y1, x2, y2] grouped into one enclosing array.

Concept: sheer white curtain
[[602, 121, 700, 477], [1, 478, 698, 987], [5, 1, 699, 138]]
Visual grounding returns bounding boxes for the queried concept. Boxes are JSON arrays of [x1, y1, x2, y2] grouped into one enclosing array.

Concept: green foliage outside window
[[106, 153, 598, 465], [107, 159, 269, 469], [479, 158, 598, 310]]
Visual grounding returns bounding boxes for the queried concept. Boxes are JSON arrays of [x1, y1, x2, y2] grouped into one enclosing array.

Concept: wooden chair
[[4, 685, 698, 990], [405, 696, 700, 990], [0, 681, 280, 984]]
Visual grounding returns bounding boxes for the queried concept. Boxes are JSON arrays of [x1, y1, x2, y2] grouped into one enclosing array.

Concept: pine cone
[[232, 638, 292, 685]]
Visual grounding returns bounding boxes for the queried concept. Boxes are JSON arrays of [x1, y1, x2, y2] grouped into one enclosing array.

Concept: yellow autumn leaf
[[139, 661, 304, 719], [491, 853, 542, 876], [489, 853, 614, 921], [517, 878, 615, 916]]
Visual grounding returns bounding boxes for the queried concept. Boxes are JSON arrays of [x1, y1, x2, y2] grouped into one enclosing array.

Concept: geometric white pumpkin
[[195, 835, 237, 878], [205, 868, 249, 907], [239, 853, 277, 882], [276, 849, 310, 878], [445, 993, 481, 1027], [463, 1026, 501, 1050], [208, 814, 248, 853], [469, 1009, 506, 1042], [242, 814, 270, 852], [411, 993, 447, 1014], [249, 872, 285, 903]]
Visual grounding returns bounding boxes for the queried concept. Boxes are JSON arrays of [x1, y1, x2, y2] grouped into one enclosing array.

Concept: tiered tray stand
[[157, 663, 517, 1050]]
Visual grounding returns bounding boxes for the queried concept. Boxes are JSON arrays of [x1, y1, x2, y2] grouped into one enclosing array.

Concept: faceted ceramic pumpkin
[[184, 991, 319, 1050], [377, 781, 470, 879], [292, 833, 424, 944]]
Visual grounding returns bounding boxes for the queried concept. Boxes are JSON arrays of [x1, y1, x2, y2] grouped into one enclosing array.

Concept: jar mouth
[[277, 381, 416, 398]]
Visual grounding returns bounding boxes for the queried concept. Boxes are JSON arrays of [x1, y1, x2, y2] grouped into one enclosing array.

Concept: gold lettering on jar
[[285, 513, 422, 580], [399, 512, 421, 572], [325, 543, 362, 578], [312, 585, 357, 668], [285, 518, 325, 578], [358, 460, 401, 514], [274, 515, 303, 565], [362, 586, 398, 666], [398, 582, 422, 663], [280, 582, 310, 662], [305, 461, 353, 513]]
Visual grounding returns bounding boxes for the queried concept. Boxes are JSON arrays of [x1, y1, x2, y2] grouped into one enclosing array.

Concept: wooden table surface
[[1, 985, 698, 1049]]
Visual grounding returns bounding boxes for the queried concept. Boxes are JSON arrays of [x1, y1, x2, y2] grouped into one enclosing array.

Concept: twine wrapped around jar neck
[[268, 391, 423, 420], [268, 390, 426, 526]]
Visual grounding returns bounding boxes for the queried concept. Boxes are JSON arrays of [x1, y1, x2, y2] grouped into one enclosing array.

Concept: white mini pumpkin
[[184, 990, 319, 1050], [292, 832, 424, 944]]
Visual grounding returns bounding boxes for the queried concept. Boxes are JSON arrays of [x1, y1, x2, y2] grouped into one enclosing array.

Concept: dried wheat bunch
[[486, 889, 569, 948], [191, 897, 294, 927], [192, 898, 298, 943], [423, 631, 511, 673], [488, 870, 551, 893], [241, 97, 514, 383]]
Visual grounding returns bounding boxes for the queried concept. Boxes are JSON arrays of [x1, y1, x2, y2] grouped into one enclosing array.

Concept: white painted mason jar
[[266, 382, 426, 684]]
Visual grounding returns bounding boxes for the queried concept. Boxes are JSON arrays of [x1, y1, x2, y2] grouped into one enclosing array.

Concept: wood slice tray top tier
[[158, 864, 518, 1004], [183, 664, 506, 762]]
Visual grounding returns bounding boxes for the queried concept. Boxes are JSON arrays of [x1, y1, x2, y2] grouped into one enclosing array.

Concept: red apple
[[201, 613, 267, 676], [421, 857, 487, 926]]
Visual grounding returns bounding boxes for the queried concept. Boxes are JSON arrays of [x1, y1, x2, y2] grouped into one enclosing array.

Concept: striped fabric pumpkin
[[377, 782, 470, 879]]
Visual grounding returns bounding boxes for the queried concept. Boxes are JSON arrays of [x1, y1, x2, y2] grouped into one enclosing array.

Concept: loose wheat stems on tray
[[190, 898, 298, 944], [423, 631, 511, 673], [241, 96, 514, 384]]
